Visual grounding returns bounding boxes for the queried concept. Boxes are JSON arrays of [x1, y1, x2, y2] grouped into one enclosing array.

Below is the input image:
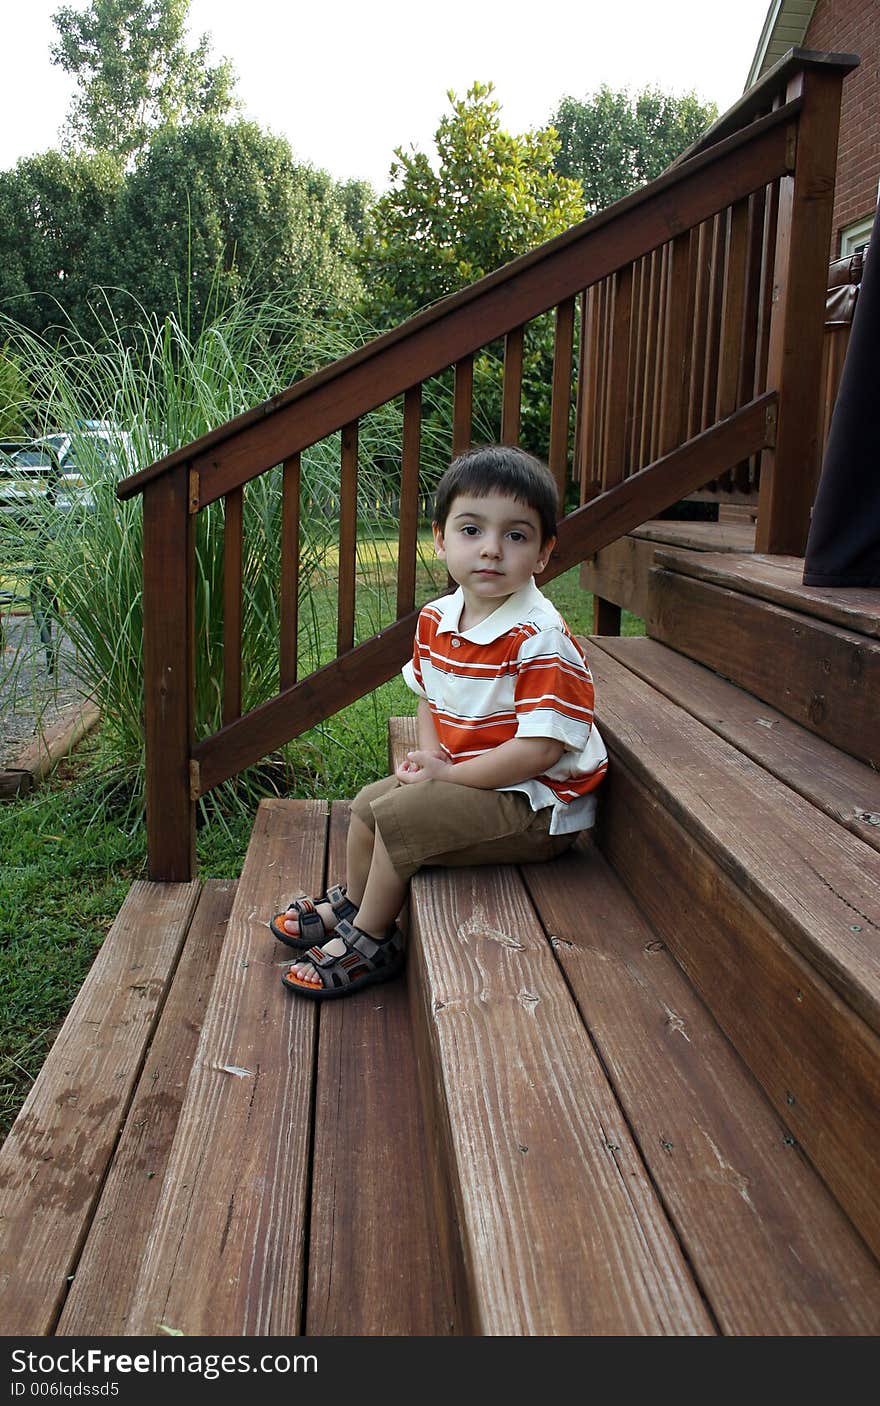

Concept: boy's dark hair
[[433, 444, 558, 544]]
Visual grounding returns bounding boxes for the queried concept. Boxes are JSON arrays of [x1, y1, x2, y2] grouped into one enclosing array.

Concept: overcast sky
[[2, 0, 773, 188]]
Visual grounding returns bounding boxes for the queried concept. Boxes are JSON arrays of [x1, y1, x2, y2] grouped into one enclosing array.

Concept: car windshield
[[10, 449, 55, 468]]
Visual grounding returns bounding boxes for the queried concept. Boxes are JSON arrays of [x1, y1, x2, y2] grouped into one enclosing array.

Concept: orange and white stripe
[[402, 579, 607, 834]]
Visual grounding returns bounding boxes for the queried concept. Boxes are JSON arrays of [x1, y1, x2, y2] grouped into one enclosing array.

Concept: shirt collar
[[435, 579, 546, 643]]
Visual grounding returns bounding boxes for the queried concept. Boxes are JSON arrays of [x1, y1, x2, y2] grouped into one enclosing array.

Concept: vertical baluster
[[279, 453, 300, 689], [576, 286, 600, 502], [603, 266, 633, 489], [638, 249, 661, 468], [222, 486, 243, 724], [687, 223, 711, 441], [453, 356, 473, 457], [649, 244, 670, 464], [337, 421, 358, 654], [595, 280, 612, 487], [754, 177, 780, 400], [734, 188, 767, 493], [701, 213, 726, 432], [716, 199, 750, 421], [397, 386, 422, 619], [659, 232, 692, 456], [501, 325, 524, 444], [548, 297, 576, 508], [629, 257, 649, 472]]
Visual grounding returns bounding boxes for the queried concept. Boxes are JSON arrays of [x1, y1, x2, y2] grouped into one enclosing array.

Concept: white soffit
[[745, 0, 818, 90]]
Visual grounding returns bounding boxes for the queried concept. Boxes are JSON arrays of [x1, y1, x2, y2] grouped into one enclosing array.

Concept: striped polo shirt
[[402, 578, 607, 834]]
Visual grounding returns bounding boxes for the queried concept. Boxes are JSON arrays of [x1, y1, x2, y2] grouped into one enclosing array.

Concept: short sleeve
[[513, 627, 595, 751], [402, 618, 427, 699]]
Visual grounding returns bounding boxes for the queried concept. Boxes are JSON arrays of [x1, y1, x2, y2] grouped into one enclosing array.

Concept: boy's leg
[[286, 827, 407, 986], [276, 776, 395, 939]]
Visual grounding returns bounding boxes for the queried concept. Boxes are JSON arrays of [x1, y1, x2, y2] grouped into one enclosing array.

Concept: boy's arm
[[416, 698, 444, 755], [397, 735, 564, 789]]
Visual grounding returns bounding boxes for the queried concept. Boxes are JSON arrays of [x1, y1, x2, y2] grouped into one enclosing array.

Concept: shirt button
[[451, 638, 461, 648]]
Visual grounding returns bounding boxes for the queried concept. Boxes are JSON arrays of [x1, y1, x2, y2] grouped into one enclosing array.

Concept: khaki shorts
[[349, 775, 577, 882]]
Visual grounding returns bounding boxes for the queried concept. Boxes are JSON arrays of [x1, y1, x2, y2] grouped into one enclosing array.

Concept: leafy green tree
[[0, 150, 124, 335], [0, 345, 29, 437], [551, 85, 718, 215], [51, 0, 237, 162], [360, 82, 584, 327], [108, 119, 364, 333]]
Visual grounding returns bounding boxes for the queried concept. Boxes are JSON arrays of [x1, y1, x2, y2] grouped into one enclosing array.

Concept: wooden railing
[[117, 48, 857, 880]]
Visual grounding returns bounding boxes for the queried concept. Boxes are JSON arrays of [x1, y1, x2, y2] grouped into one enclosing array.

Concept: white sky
[[2, 0, 773, 189]]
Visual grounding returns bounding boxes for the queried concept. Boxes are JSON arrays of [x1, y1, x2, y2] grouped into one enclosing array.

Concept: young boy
[[272, 444, 607, 1000]]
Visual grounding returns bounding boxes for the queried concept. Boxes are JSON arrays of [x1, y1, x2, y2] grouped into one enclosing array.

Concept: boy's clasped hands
[[395, 748, 450, 783]]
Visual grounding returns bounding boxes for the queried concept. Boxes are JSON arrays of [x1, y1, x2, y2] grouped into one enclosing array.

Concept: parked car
[[0, 422, 135, 524]]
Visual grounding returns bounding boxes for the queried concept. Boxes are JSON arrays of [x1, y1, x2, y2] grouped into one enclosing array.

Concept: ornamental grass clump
[[0, 292, 452, 808]]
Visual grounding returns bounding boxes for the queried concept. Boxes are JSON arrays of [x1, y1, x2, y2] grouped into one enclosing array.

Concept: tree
[[359, 82, 584, 327], [108, 119, 364, 333], [551, 85, 718, 216], [0, 150, 124, 335], [51, 0, 237, 162]]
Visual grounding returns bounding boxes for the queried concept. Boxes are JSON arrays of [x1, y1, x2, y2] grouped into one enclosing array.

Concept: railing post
[[756, 66, 846, 554], [142, 468, 195, 881]]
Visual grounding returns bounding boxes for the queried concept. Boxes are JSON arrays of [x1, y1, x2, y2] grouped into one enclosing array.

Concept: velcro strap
[[327, 884, 347, 911], [308, 945, 335, 966]]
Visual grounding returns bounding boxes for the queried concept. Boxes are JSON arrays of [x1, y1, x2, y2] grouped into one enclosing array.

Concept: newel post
[[142, 467, 196, 881], [756, 63, 847, 555]]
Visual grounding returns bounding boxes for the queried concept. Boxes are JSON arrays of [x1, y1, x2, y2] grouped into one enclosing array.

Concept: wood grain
[[405, 859, 713, 1335], [124, 800, 327, 1336], [646, 569, 880, 766], [597, 755, 880, 1266], [57, 881, 236, 1335], [651, 547, 880, 638], [593, 634, 880, 854], [306, 802, 459, 1336], [589, 646, 880, 1034], [0, 880, 201, 1335], [522, 841, 880, 1334]]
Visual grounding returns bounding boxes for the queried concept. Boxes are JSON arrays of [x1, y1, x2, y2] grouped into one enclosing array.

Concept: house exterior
[[747, 0, 878, 254]]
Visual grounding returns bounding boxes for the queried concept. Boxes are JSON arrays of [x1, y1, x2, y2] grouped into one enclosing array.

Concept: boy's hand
[[395, 748, 450, 784]]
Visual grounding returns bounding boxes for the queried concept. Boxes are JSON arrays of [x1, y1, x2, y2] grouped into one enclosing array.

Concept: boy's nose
[[481, 537, 502, 558]]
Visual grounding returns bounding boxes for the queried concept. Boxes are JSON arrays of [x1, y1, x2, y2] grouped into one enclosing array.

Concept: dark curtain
[[803, 207, 879, 586]]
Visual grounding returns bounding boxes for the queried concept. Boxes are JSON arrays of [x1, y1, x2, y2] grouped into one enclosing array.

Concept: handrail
[[117, 102, 798, 507]]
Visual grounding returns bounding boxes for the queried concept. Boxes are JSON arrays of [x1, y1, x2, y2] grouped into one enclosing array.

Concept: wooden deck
[[2, 542, 879, 1335]]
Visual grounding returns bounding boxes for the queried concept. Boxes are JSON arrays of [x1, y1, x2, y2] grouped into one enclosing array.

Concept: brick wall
[[805, 0, 879, 251]]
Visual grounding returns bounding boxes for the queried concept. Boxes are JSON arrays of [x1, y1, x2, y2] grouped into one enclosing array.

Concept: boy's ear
[[432, 522, 446, 558], [535, 535, 556, 574]]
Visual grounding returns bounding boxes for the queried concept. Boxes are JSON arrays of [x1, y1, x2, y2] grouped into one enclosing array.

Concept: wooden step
[[579, 520, 756, 620], [652, 547, 880, 638], [587, 642, 880, 1262], [391, 717, 880, 1334], [592, 634, 880, 854], [0, 879, 202, 1335], [118, 798, 455, 1337], [645, 566, 879, 766]]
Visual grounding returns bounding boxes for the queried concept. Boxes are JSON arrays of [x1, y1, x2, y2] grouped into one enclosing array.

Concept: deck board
[[57, 880, 237, 1335], [124, 799, 327, 1337], [589, 646, 880, 1034], [592, 634, 880, 853], [652, 548, 880, 636], [521, 841, 880, 1334], [306, 802, 459, 1336], [0, 880, 201, 1336]]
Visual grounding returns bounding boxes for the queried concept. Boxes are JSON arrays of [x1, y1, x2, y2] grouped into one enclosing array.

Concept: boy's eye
[[461, 524, 480, 536], [508, 531, 527, 542]]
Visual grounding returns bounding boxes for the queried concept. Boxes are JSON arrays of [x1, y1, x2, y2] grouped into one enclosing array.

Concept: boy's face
[[433, 492, 555, 609]]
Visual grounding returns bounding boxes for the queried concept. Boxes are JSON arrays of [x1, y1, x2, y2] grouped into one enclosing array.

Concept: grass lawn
[[0, 546, 642, 1136]]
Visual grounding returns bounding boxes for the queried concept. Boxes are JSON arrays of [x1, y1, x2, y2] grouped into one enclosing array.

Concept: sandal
[[269, 883, 358, 950], [281, 920, 406, 1001]]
